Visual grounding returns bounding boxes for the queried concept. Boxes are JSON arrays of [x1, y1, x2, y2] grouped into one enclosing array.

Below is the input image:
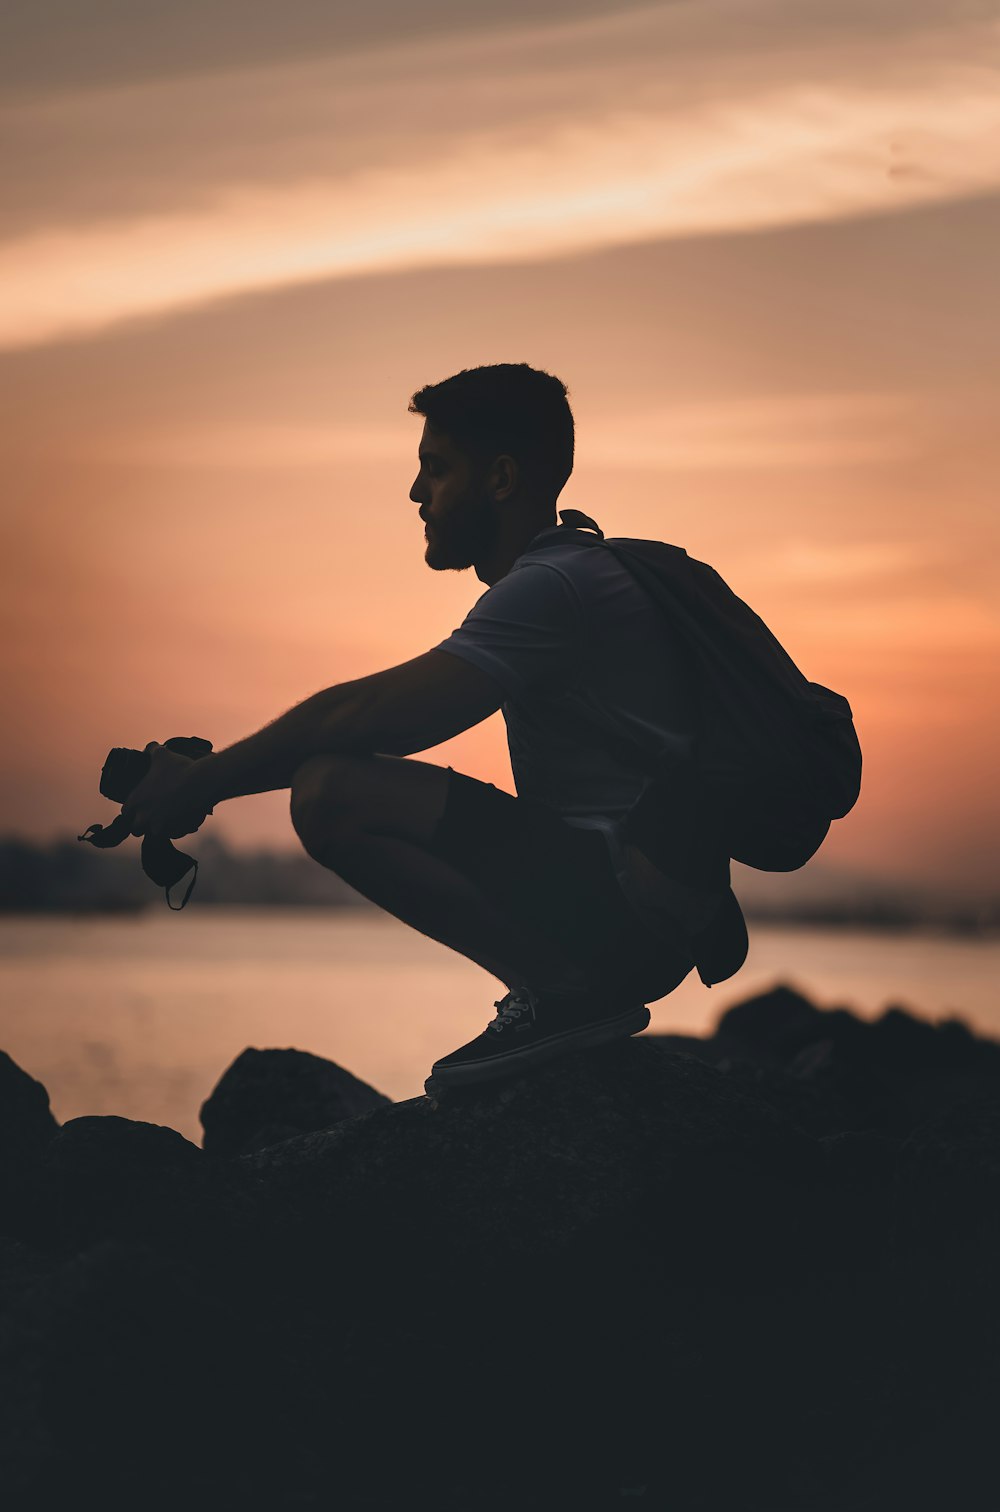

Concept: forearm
[[178, 650, 500, 815], [187, 681, 376, 808]]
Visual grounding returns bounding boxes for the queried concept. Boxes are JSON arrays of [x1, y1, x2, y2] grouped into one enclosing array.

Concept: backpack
[[527, 510, 862, 881]]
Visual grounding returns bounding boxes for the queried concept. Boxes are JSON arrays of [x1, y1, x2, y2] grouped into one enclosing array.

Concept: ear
[[490, 453, 518, 502]]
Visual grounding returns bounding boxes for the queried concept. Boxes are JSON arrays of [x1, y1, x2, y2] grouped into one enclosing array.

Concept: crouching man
[[122, 363, 746, 1091]]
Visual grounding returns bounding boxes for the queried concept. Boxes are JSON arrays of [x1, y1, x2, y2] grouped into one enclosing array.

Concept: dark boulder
[[235, 1038, 822, 1295], [866, 1005, 999, 1073], [0, 1053, 58, 1194], [713, 1053, 868, 1138], [899, 1095, 1000, 1269], [715, 982, 826, 1063], [219, 1039, 830, 1508], [0, 1237, 56, 1318], [3, 983, 1000, 1512], [0, 1240, 305, 1512], [199, 1046, 390, 1156], [710, 986, 1000, 1134], [13, 1116, 203, 1254]]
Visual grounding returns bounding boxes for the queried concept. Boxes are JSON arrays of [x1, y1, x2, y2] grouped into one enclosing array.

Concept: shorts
[[430, 768, 696, 1003]]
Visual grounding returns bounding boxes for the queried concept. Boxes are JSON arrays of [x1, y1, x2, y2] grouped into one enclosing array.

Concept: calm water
[[1, 908, 997, 1144]]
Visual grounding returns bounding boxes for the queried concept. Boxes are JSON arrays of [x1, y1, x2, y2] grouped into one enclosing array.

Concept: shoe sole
[[424, 1005, 651, 1093]]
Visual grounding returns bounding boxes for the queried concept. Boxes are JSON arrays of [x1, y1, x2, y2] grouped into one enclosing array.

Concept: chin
[[425, 539, 473, 572]]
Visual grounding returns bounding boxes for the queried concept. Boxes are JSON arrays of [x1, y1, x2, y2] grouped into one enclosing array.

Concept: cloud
[[1, 0, 998, 348], [0, 0, 625, 95], [79, 421, 414, 469], [755, 540, 931, 583], [581, 391, 921, 471], [807, 595, 1000, 650]]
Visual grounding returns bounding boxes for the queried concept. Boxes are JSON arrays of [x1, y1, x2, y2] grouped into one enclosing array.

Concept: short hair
[[409, 363, 574, 497]]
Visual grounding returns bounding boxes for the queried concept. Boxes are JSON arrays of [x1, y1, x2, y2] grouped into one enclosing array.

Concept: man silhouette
[[123, 363, 745, 1089]]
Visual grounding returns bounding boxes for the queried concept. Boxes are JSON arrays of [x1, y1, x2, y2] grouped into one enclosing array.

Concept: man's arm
[[187, 649, 504, 811]]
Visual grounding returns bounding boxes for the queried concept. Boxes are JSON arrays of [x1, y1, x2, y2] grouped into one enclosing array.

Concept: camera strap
[[140, 835, 200, 910], [78, 817, 200, 909]]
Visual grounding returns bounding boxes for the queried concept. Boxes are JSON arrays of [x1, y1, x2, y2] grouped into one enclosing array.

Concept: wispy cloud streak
[[0, 1, 997, 348]]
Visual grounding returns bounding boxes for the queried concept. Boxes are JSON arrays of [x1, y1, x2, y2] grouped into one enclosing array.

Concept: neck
[[475, 502, 557, 586]]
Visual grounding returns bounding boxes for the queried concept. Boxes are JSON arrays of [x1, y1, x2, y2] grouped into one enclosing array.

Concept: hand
[[120, 743, 214, 839]]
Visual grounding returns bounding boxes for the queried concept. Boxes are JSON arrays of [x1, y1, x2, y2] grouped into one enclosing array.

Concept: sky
[[1, 0, 998, 900]]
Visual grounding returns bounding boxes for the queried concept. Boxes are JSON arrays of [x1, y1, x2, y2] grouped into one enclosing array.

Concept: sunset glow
[[2, 4, 999, 347], [2, 0, 998, 899]]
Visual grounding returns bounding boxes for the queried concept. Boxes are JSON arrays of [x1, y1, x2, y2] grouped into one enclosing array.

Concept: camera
[[80, 735, 214, 909], [100, 736, 213, 804]]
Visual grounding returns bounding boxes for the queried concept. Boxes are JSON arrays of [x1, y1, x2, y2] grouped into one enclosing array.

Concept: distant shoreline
[[1, 897, 996, 941], [2, 834, 996, 939]]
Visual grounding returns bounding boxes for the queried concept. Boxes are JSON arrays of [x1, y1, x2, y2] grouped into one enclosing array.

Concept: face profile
[[409, 421, 498, 573]]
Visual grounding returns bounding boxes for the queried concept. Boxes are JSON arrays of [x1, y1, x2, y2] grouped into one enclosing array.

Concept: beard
[[424, 489, 498, 572]]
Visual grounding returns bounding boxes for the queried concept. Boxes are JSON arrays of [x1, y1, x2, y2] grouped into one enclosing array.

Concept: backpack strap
[[556, 508, 605, 537]]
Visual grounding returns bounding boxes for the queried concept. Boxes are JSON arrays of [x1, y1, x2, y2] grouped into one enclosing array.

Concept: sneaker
[[424, 987, 650, 1092]]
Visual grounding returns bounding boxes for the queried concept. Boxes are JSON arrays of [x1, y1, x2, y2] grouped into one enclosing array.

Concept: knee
[[290, 754, 359, 856]]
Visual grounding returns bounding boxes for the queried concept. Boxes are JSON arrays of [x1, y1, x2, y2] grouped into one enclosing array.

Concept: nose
[[409, 475, 424, 505]]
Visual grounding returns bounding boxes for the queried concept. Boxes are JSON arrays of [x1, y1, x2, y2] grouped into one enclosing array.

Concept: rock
[[820, 1127, 902, 1187], [818, 1129, 903, 1262], [645, 1029, 737, 1065], [13, 1116, 203, 1254], [199, 1046, 390, 1157], [714, 982, 827, 1063], [867, 1006, 998, 1073], [899, 1095, 1000, 1271], [235, 1039, 821, 1296], [204, 1039, 829, 1508], [709, 988, 1000, 1135], [715, 1055, 867, 1138], [0, 1237, 56, 1317], [0, 1053, 58, 1189], [0, 1241, 302, 1512], [4, 983, 1000, 1512], [905, 1093, 1000, 1183]]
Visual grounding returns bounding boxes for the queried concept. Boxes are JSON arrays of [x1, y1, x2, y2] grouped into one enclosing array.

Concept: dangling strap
[[77, 813, 133, 849], [140, 832, 201, 910], [165, 859, 198, 911]]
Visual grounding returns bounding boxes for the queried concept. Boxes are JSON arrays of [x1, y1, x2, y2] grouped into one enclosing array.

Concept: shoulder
[[512, 534, 631, 611], [472, 548, 588, 622], [509, 533, 611, 595]]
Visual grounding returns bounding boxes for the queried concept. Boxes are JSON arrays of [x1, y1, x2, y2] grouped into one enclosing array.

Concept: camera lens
[[99, 747, 152, 803]]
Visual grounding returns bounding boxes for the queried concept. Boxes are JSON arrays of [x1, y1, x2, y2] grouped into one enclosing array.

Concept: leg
[[289, 753, 594, 993]]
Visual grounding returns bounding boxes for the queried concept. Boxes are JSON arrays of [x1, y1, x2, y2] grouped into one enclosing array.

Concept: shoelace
[[488, 989, 537, 1034]]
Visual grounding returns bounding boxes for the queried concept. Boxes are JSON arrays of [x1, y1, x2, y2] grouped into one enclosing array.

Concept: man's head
[[408, 363, 574, 577]]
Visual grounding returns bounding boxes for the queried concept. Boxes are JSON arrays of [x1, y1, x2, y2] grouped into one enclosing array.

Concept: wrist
[[184, 752, 223, 811]]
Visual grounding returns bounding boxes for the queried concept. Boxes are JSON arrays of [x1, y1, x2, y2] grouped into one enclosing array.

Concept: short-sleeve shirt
[[433, 526, 697, 823]]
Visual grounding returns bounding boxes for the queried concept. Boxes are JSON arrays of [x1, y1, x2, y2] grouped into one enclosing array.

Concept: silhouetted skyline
[[3, 833, 996, 937]]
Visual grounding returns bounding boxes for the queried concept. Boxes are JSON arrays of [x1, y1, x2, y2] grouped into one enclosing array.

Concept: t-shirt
[[433, 525, 697, 825]]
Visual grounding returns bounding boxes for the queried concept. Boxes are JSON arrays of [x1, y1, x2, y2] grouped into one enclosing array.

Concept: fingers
[[167, 812, 210, 839], [123, 814, 206, 845], [123, 810, 206, 839], [122, 799, 156, 837], [121, 789, 155, 834], [118, 749, 208, 836], [120, 801, 141, 835]]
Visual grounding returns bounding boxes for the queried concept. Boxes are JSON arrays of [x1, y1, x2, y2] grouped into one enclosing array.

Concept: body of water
[[1, 908, 997, 1144]]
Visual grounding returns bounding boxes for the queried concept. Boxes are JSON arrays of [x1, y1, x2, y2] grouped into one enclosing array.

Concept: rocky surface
[[0, 1052, 59, 1192], [200, 1045, 391, 1156], [2, 985, 1000, 1510]]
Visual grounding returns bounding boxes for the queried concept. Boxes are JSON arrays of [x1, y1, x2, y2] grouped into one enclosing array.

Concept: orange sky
[[1, 0, 998, 898]]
